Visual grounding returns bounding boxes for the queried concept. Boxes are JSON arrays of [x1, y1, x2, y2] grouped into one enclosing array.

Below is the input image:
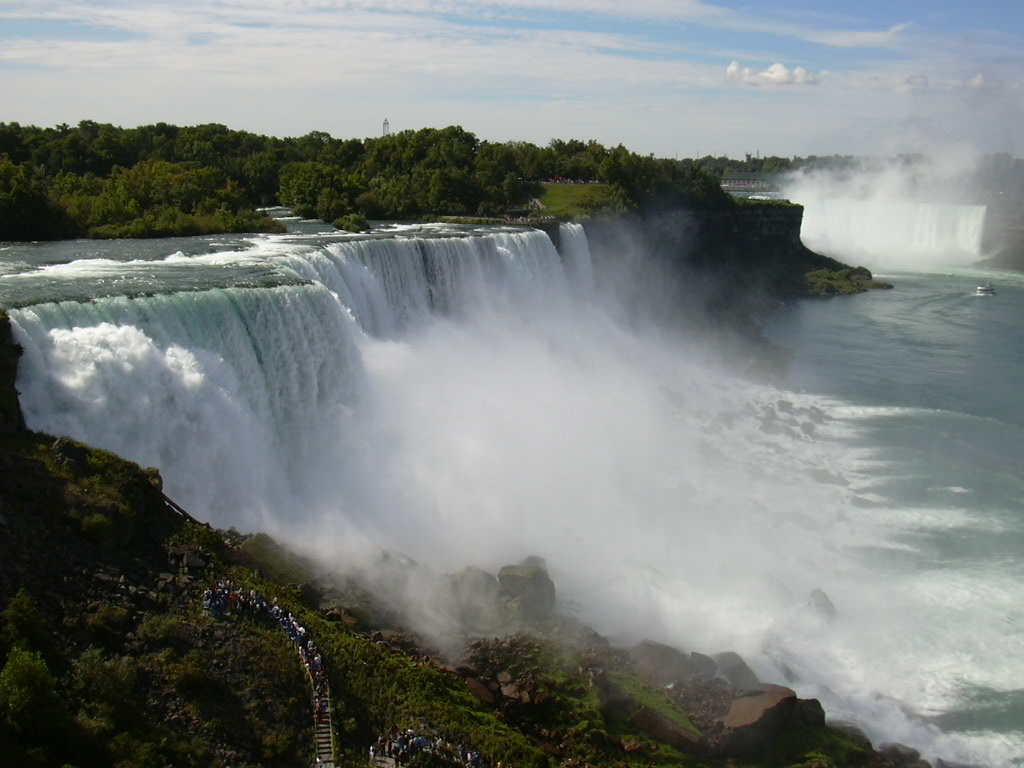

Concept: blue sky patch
[[0, 18, 141, 43]]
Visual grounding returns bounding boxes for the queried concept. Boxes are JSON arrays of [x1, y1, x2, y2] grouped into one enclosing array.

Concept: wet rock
[[722, 684, 797, 729], [879, 743, 920, 761], [717, 684, 831, 757], [713, 651, 760, 689], [879, 742, 931, 766], [689, 651, 716, 680], [500, 682, 527, 702], [807, 588, 837, 623], [798, 697, 826, 727], [498, 561, 555, 622], [465, 678, 494, 704], [632, 639, 695, 686], [827, 721, 872, 750]]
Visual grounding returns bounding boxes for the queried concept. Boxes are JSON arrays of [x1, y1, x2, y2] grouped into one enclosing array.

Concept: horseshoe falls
[[797, 198, 988, 270], [3, 221, 1023, 767]]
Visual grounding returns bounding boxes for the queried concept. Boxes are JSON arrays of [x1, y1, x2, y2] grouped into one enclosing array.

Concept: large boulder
[[713, 651, 761, 689], [632, 640, 715, 686], [718, 684, 800, 755], [669, 677, 828, 759], [722, 684, 798, 729], [498, 559, 556, 622], [448, 566, 500, 629], [878, 742, 932, 767]]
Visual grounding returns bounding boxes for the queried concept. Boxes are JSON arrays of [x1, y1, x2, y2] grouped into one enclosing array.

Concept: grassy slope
[[538, 183, 622, 219]]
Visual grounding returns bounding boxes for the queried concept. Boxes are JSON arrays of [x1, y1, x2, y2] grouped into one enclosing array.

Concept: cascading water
[[12, 283, 366, 531], [3, 220, 1021, 767], [797, 198, 987, 269]]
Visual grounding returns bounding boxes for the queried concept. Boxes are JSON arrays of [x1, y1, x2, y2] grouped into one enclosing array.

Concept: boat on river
[[975, 282, 995, 296]]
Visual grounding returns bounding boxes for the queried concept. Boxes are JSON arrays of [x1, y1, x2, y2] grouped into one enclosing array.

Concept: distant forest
[[0, 121, 734, 241], [2, 121, 1022, 241]]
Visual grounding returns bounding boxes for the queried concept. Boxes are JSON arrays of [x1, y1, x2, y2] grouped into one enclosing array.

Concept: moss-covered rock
[[498, 561, 556, 623], [804, 267, 893, 296]]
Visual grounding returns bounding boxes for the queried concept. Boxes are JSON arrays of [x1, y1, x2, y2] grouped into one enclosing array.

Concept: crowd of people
[[202, 584, 500, 768], [203, 583, 332, 753], [369, 727, 494, 768]]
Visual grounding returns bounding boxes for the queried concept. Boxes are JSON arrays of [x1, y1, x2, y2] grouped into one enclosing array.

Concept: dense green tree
[[0, 648, 67, 742], [0, 159, 73, 240], [279, 161, 366, 219]]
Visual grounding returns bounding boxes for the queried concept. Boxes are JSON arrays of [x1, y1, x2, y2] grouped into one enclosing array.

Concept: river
[[764, 266, 1024, 766]]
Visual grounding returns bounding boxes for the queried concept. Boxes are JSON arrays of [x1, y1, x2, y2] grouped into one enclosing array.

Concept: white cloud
[[808, 22, 911, 48], [726, 60, 817, 86], [1, 1, 1022, 157]]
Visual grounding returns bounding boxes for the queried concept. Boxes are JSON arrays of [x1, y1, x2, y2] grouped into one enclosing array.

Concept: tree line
[[4, 121, 1023, 241], [0, 121, 735, 241]]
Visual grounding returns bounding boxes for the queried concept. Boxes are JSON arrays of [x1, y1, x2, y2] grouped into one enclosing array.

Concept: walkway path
[[203, 584, 337, 767]]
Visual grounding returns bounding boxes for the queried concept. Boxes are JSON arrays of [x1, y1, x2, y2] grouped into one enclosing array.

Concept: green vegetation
[[804, 268, 893, 296], [538, 182, 623, 218], [0, 120, 736, 241], [4, 121, 1023, 242], [333, 213, 371, 232]]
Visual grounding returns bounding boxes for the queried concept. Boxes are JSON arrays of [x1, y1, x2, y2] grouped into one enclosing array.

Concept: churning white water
[[4, 223, 1022, 767]]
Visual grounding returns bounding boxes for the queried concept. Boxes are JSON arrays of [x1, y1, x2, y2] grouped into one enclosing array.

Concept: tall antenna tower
[[383, 118, 390, 137]]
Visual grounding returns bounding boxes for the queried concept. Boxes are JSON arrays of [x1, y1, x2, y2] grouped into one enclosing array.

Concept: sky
[[1, 0, 1022, 159]]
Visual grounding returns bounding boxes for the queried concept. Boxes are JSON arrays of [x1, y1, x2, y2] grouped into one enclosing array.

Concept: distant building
[[383, 118, 390, 137]]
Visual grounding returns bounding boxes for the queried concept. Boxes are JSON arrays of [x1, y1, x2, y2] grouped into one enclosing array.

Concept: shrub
[[0, 649, 65, 736], [333, 213, 370, 232]]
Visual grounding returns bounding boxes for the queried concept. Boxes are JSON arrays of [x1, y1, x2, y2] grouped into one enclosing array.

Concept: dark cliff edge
[[581, 203, 887, 376], [0, 312, 27, 436]]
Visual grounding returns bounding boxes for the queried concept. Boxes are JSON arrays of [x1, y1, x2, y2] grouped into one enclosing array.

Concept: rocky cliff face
[[581, 203, 850, 373], [981, 197, 1024, 271], [584, 202, 846, 312], [0, 313, 26, 436]]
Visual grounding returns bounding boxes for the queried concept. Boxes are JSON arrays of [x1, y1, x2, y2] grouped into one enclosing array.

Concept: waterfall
[[557, 222, 596, 297], [8, 227, 580, 529], [269, 228, 571, 337], [11, 284, 365, 529], [798, 198, 988, 269]]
